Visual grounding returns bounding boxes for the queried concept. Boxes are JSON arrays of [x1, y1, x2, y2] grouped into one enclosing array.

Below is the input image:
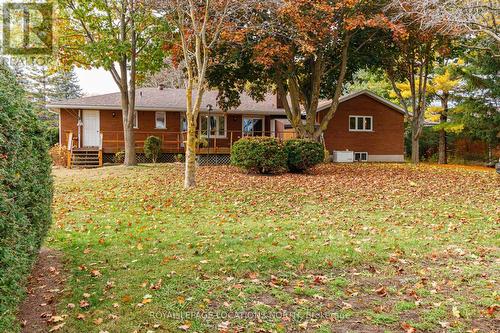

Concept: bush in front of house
[[0, 63, 53, 330], [49, 144, 68, 167], [284, 139, 324, 172], [115, 151, 125, 164], [144, 136, 162, 163], [231, 137, 287, 174]]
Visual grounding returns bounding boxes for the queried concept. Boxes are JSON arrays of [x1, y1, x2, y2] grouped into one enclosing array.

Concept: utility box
[[333, 150, 354, 163]]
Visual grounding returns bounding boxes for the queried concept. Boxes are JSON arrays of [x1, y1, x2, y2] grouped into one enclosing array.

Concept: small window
[[155, 112, 166, 129], [243, 117, 264, 136], [200, 115, 226, 138], [354, 152, 368, 162], [180, 115, 187, 132], [349, 116, 373, 131], [133, 111, 139, 129]]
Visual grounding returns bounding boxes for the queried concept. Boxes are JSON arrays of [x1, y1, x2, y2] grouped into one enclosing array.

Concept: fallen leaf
[[401, 322, 416, 333], [49, 323, 65, 332]]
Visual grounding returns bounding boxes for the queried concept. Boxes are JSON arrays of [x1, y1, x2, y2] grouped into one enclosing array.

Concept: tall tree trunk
[[438, 98, 448, 164], [411, 120, 421, 164], [184, 113, 196, 188], [123, 119, 136, 166], [184, 80, 196, 189]]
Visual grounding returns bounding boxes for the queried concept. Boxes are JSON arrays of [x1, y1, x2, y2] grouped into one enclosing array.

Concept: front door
[[82, 110, 100, 147]]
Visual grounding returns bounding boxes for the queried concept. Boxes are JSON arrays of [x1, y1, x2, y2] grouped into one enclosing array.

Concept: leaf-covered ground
[[45, 163, 498, 332]]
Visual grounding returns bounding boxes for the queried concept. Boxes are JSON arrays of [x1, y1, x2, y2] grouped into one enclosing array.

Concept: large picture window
[[349, 116, 373, 132], [155, 112, 166, 129], [242, 117, 264, 136], [200, 115, 226, 138]]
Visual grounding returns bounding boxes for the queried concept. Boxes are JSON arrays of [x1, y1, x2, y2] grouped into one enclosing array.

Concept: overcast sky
[[75, 68, 119, 96]]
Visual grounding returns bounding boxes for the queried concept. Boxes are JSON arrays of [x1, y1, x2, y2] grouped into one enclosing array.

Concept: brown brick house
[[47, 88, 405, 167]]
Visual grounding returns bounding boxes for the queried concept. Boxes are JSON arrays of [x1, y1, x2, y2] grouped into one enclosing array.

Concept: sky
[[75, 68, 119, 96]]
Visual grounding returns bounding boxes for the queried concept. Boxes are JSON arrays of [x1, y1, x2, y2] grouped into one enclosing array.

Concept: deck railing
[[66, 132, 74, 168], [100, 130, 297, 154]]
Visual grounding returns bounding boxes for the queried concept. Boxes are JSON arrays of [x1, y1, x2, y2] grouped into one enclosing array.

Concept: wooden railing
[[66, 132, 74, 169], [100, 130, 297, 154], [98, 133, 104, 167]]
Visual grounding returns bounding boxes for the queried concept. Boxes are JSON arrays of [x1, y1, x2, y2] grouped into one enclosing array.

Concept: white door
[[82, 110, 100, 147]]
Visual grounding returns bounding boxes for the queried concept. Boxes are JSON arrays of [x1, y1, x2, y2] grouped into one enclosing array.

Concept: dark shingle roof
[[47, 88, 406, 115], [47, 88, 285, 115]]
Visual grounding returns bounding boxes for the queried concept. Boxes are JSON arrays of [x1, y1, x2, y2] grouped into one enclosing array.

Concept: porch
[[64, 129, 297, 168]]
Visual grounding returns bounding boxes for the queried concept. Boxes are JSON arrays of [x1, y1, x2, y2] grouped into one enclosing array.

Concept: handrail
[[98, 133, 104, 167], [67, 132, 73, 169], [99, 130, 298, 153]]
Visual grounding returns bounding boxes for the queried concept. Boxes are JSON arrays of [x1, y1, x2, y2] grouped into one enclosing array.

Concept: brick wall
[[319, 95, 405, 157]]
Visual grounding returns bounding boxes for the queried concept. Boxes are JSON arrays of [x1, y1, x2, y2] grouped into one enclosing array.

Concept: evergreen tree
[[51, 70, 83, 101], [24, 66, 83, 127]]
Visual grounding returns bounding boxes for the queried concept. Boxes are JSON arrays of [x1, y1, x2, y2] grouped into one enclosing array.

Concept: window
[[180, 115, 187, 132], [354, 152, 368, 162], [155, 112, 166, 129], [243, 117, 264, 136], [200, 114, 226, 138], [133, 111, 139, 129], [349, 116, 373, 131]]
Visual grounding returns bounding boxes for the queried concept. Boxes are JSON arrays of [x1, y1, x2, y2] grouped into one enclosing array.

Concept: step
[[72, 156, 99, 160], [72, 159, 99, 163], [72, 165, 100, 169], [72, 152, 99, 156]]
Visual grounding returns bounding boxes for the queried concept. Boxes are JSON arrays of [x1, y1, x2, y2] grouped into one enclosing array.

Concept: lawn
[[46, 163, 498, 332]]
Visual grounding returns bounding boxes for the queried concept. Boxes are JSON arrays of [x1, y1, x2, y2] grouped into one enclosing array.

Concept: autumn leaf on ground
[[49, 323, 65, 332], [401, 322, 416, 333], [79, 300, 90, 308]]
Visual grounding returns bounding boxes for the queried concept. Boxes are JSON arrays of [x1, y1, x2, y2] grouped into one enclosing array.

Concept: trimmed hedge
[[231, 137, 287, 174], [284, 139, 325, 172], [144, 136, 162, 163], [0, 63, 53, 330]]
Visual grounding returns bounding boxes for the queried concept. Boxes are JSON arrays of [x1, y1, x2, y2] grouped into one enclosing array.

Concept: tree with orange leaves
[[208, 0, 396, 140]]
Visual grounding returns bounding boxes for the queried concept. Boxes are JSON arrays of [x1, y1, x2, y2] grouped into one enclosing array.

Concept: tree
[[159, 0, 254, 189], [57, 0, 167, 166], [208, 0, 394, 140], [376, 0, 458, 163], [51, 69, 83, 100], [140, 58, 186, 89], [25, 65, 55, 124], [392, 0, 499, 58], [426, 62, 463, 164], [0, 62, 53, 331], [453, 41, 499, 161], [346, 69, 397, 102]]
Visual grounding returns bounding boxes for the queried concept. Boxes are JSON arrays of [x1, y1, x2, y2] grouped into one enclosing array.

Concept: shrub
[[196, 136, 208, 148], [115, 151, 125, 164], [46, 126, 59, 147], [49, 144, 68, 167], [144, 136, 162, 163], [284, 139, 324, 172], [176, 154, 185, 163], [231, 137, 287, 174], [0, 63, 53, 330]]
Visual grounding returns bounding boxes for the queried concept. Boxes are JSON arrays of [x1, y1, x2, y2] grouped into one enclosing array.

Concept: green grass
[[39, 163, 500, 332]]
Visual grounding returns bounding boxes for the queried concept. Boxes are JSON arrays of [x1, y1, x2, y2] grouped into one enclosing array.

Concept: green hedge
[[231, 137, 287, 174], [0, 63, 53, 331], [144, 136, 162, 163], [284, 139, 324, 172]]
